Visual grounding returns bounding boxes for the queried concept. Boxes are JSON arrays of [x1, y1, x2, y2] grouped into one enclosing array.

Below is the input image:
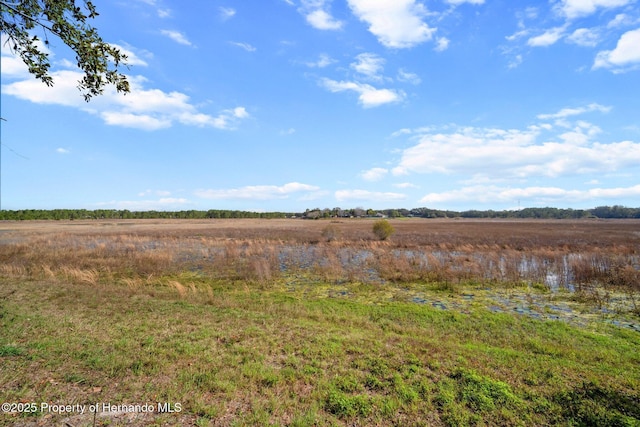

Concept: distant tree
[[372, 219, 394, 241], [352, 207, 366, 217], [304, 209, 321, 220], [1, 0, 129, 101]]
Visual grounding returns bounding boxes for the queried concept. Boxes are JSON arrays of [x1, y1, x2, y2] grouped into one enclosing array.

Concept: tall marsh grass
[[0, 220, 638, 307]]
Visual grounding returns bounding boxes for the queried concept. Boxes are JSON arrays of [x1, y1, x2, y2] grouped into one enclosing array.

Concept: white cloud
[[397, 69, 421, 85], [231, 107, 249, 119], [593, 28, 640, 71], [607, 13, 638, 28], [508, 54, 523, 69], [193, 107, 249, 130], [537, 103, 611, 120], [2, 69, 88, 108], [56, 148, 70, 154], [527, 27, 566, 47], [335, 189, 407, 202], [306, 9, 344, 30], [299, 0, 344, 30], [138, 189, 172, 197], [110, 44, 150, 67], [160, 30, 192, 46], [229, 42, 257, 52], [1, 34, 51, 79], [0, 54, 31, 79], [392, 110, 640, 180], [306, 53, 336, 68], [555, 0, 632, 19], [320, 78, 404, 108], [419, 184, 640, 205], [351, 53, 385, 80], [434, 37, 450, 52], [347, 0, 436, 48], [446, 0, 484, 5], [394, 182, 419, 189], [137, 0, 171, 18], [566, 28, 600, 47], [2, 70, 249, 131], [322, 79, 405, 108], [195, 182, 320, 200], [524, 7, 539, 19], [219, 7, 236, 20], [361, 167, 389, 181], [101, 112, 171, 130], [506, 29, 530, 42]]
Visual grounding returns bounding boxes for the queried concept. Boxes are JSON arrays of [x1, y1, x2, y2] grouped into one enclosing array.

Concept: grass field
[[1, 218, 639, 426]]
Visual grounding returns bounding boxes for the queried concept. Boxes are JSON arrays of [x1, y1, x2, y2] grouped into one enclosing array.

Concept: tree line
[[1, 205, 639, 221], [0, 209, 289, 220]]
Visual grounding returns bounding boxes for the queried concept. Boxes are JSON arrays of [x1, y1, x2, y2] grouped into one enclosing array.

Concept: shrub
[[321, 224, 341, 242], [372, 219, 395, 241]]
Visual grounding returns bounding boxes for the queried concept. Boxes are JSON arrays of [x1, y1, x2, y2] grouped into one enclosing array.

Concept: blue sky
[[1, 0, 640, 212]]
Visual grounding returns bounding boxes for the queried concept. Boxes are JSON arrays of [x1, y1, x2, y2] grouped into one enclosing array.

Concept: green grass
[[1, 276, 639, 426]]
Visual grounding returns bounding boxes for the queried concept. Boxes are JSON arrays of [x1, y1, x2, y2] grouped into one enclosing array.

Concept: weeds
[[0, 219, 639, 425]]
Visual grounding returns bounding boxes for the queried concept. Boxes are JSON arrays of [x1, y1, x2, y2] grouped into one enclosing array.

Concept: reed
[[0, 219, 638, 303]]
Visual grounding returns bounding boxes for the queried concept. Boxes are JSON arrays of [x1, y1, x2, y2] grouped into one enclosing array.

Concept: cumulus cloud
[[335, 189, 407, 202], [0, 53, 31, 79], [2, 69, 250, 131], [195, 182, 320, 200], [160, 30, 192, 46], [347, 0, 436, 48], [419, 184, 640, 205], [392, 107, 640, 180], [554, 0, 632, 19], [320, 78, 405, 108], [306, 9, 344, 30], [300, 0, 344, 30], [593, 28, 640, 71]]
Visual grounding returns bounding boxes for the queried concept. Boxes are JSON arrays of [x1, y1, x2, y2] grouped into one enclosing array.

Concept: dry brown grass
[[0, 218, 638, 301], [1, 219, 639, 426]]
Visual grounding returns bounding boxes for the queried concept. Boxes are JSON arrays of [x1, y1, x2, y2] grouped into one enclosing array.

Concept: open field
[[1, 218, 639, 426]]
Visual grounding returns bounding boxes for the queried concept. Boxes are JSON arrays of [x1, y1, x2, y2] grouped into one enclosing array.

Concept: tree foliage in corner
[[1, 0, 129, 101]]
